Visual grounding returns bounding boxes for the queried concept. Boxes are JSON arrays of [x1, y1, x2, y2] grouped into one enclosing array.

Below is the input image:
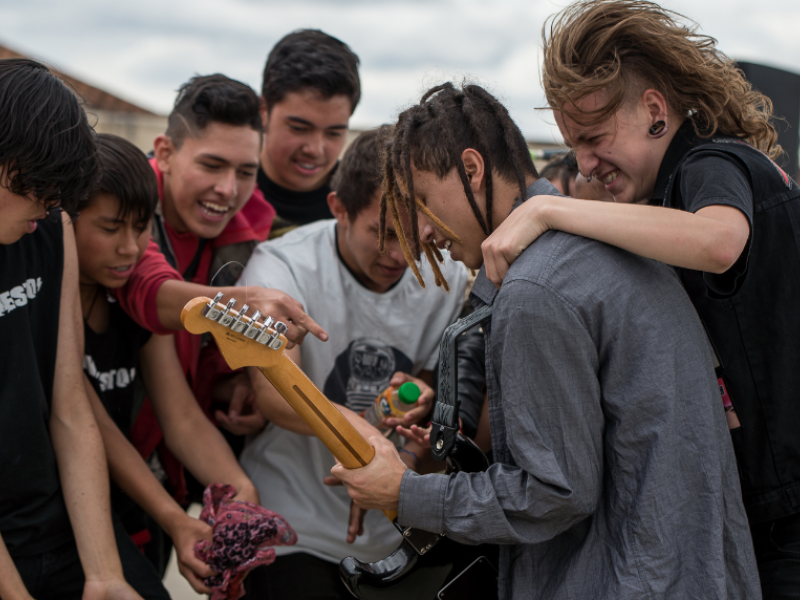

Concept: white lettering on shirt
[[0, 278, 42, 318], [83, 354, 136, 392]]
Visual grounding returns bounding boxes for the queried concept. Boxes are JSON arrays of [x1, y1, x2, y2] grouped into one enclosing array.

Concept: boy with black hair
[[76, 133, 260, 594], [110, 74, 327, 511], [258, 29, 361, 236], [239, 128, 467, 599], [0, 58, 143, 600], [333, 83, 760, 600]]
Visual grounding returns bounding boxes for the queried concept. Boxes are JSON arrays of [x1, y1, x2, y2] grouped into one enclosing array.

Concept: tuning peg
[[218, 298, 237, 326], [255, 316, 275, 345], [203, 292, 226, 321], [230, 304, 249, 333], [242, 311, 262, 339], [266, 321, 288, 350]]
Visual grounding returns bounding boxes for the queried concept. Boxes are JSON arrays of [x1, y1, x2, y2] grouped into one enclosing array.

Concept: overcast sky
[[2, 0, 799, 143]]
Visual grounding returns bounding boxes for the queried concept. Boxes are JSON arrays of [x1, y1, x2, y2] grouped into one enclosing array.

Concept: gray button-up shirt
[[398, 179, 760, 599]]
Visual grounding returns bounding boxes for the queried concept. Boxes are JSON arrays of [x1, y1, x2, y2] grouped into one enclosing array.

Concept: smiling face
[[331, 191, 408, 293], [0, 174, 48, 244], [555, 88, 672, 204], [411, 167, 489, 270], [261, 90, 351, 192], [155, 121, 260, 239], [74, 193, 151, 289]]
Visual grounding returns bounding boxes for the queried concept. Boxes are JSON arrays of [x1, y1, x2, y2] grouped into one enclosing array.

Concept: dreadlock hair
[[0, 58, 99, 217], [542, 0, 781, 158], [379, 82, 538, 289]]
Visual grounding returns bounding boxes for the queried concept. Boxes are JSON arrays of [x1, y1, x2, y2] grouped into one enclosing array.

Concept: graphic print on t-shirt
[[323, 338, 413, 413], [83, 354, 136, 392], [0, 277, 43, 317]]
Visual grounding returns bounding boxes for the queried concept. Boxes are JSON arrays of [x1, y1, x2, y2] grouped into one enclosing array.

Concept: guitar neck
[[179, 296, 398, 523], [258, 353, 398, 522]]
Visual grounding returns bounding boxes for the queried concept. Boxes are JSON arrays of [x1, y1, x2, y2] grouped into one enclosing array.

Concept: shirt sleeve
[[399, 279, 604, 545], [678, 151, 754, 296], [110, 238, 182, 334], [237, 243, 305, 308]]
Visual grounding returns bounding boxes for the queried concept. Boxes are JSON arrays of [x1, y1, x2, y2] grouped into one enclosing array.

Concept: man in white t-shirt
[[238, 128, 468, 599]]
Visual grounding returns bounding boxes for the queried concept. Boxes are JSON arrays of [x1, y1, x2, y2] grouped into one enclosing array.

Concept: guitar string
[[209, 260, 248, 307]]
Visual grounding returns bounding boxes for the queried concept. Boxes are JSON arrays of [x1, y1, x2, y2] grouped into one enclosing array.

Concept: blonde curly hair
[[542, 0, 781, 158]]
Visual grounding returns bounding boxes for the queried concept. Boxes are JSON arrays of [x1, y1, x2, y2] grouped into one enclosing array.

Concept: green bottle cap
[[398, 382, 421, 404]]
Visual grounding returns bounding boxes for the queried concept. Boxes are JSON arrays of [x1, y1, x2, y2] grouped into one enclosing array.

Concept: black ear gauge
[[648, 120, 668, 138]]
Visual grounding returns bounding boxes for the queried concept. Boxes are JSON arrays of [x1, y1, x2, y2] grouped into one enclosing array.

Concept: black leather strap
[[430, 305, 493, 460]]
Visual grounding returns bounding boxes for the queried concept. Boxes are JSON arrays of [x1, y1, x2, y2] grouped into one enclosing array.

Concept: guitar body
[[341, 304, 499, 600], [340, 435, 498, 600]]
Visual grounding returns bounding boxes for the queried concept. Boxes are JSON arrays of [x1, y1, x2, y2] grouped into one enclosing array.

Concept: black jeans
[[752, 512, 800, 599], [245, 552, 352, 600], [14, 517, 169, 600]]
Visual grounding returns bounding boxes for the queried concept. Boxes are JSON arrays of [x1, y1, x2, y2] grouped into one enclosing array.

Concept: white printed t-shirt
[[238, 219, 467, 564]]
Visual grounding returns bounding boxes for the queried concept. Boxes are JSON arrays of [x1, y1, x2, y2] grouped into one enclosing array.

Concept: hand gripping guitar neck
[[339, 305, 498, 600], [181, 294, 398, 522]]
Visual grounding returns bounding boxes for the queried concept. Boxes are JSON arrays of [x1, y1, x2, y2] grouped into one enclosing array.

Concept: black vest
[[0, 214, 73, 556], [653, 123, 800, 523]]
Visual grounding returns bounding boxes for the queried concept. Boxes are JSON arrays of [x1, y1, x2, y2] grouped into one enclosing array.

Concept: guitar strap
[[430, 305, 493, 461], [152, 213, 209, 281]]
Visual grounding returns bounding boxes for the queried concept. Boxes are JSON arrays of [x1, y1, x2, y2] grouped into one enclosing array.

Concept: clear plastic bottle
[[362, 382, 421, 429]]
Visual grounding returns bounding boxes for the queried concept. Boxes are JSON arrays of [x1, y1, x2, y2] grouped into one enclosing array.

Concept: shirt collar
[[470, 178, 562, 307]]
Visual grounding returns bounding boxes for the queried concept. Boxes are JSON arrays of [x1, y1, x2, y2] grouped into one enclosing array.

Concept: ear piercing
[[649, 120, 668, 138]]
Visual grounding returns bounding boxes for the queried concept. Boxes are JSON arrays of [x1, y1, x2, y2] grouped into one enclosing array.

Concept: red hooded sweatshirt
[[113, 157, 275, 501]]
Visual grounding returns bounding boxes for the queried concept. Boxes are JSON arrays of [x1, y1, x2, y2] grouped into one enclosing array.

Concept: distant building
[[0, 42, 167, 153]]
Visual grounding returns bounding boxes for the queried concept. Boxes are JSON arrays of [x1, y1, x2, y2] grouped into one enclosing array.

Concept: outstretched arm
[[50, 214, 142, 600], [156, 279, 328, 345], [139, 333, 258, 504], [481, 195, 749, 286]]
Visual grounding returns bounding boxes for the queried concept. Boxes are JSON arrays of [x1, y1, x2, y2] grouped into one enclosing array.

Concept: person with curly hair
[[480, 3, 800, 596]]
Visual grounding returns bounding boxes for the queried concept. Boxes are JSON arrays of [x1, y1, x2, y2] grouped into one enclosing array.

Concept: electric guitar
[[339, 305, 498, 600], [181, 296, 497, 599]]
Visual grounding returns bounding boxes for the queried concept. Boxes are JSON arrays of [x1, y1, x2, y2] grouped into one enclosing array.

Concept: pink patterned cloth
[[194, 483, 297, 600]]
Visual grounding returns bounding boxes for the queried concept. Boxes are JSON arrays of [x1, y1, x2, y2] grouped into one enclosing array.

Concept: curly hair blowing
[[379, 82, 537, 289], [542, 0, 780, 158]]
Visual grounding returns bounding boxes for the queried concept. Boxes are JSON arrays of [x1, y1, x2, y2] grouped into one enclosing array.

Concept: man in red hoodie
[[111, 74, 325, 571]]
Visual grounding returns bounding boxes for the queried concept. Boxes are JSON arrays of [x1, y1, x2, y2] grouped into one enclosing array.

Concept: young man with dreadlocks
[[332, 82, 760, 600], [238, 128, 467, 599]]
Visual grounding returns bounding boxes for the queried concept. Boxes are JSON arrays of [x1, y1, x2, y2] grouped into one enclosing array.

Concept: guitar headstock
[[181, 293, 289, 370]]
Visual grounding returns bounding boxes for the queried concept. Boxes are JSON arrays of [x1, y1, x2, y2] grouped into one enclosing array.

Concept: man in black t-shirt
[[0, 59, 143, 600], [258, 29, 361, 237]]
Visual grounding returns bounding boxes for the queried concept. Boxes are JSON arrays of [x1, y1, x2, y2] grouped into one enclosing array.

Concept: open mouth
[[433, 238, 452, 252], [199, 200, 230, 219], [601, 170, 620, 186], [293, 160, 323, 175]]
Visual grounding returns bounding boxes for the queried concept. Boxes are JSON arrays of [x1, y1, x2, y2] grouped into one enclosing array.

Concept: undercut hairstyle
[[540, 151, 579, 195], [0, 58, 99, 217], [379, 82, 538, 289], [166, 74, 261, 149], [93, 133, 158, 228], [262, 29, 361, 114], [330, 127, 386, 220], [542, 0, 780, 157]]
